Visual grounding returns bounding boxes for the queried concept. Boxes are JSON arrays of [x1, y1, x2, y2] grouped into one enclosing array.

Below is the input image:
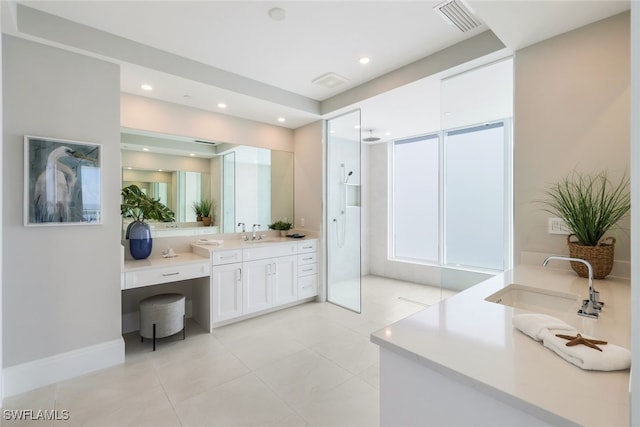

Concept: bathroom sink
[[485, 284, 579, 313], [242, 237, 283, 244]]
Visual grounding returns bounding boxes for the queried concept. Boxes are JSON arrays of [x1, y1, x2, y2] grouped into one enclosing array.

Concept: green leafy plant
[[192, 199, 213, 219], [121, 184, 175, 223], [268, 220, 293, 231], [542, 170, 630, 246]]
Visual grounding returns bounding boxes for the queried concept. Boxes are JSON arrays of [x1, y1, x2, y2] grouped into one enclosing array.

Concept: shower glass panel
[[326, 110, 362, 313]]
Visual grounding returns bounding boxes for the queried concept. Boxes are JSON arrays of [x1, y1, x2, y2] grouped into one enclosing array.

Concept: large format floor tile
[[2, 275, 453, 426]]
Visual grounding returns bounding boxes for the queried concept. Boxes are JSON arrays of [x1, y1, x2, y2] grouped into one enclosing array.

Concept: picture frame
[[24, 135, 102, 226]]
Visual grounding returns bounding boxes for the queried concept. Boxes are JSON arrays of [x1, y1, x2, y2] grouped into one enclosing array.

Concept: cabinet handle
[[221, 254, 237, 259], [237, 268, 242, 282], [273, 263, 277, 275], [302, 245, 312, 250], [162, 272, 180, 277], [302, 257, 313, 261], [302, 267, 313, 272]]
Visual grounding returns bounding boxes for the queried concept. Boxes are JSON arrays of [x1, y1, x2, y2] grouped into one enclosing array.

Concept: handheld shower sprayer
[[344, 171, 353, 184]]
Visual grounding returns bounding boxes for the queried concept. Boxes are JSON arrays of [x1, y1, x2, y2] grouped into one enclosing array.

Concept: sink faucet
[[237, 222, 245, 233], [542, 256, 602, 318], [252, 224, 261, 240]]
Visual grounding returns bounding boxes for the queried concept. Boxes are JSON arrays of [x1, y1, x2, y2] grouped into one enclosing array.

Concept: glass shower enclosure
[[326, 110, 362, 312]]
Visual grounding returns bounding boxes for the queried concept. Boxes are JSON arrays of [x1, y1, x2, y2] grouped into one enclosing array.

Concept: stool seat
[[139, 293, 185, 350]]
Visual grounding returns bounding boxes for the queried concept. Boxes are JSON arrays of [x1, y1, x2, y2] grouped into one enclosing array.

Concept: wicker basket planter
[[567, 234, 615, 279]]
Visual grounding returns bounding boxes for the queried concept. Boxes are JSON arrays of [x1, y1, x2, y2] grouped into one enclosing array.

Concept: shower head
[[362, 130, 381, 142]]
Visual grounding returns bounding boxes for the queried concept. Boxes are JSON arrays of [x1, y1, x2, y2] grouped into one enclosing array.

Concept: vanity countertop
[[123, 251, 209, 272], [191, 235, 317, 253], [371, 265, 631, 426]]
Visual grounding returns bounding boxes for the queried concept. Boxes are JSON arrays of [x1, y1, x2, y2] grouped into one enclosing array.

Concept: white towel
[[512, 313, 574, 341], [513, 314, 631, 371], [196, 238, 224, 246], [540, 329, 631, 371]]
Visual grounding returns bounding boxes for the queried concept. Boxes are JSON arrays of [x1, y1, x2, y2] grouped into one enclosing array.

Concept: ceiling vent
[[194, 139, 217, 145], [312, 72, 348, 89], [433, 0, 482, 32]]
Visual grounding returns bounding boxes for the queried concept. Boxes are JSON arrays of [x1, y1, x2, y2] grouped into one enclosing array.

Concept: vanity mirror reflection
[[121, 131, 294, 236]]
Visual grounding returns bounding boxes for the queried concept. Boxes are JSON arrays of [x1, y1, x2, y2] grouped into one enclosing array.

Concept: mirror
[[121, 131, 294, 236]]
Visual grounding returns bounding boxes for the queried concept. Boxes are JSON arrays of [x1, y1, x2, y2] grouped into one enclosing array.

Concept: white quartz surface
[[371, 265, 631, 426], [123, 252, 209, 272], [191, 235, 316, 253]]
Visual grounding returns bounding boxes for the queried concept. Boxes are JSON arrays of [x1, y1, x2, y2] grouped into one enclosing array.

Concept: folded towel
[[540, 329, 631, 371], [196, 238, 224, 246], [512, 313, 574, 341], [513, 314, 631, 371]]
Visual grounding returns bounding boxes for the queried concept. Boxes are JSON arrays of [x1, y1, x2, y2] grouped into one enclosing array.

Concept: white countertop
[[371, 265, 631, 426], [191, 236, 316, 253], [123, 252, 209, 272]]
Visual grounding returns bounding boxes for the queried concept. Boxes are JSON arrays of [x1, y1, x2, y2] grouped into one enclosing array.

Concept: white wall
[[2, 36, 122, 391], [293, 121, 323, 232], [514, 12, 631, 270]]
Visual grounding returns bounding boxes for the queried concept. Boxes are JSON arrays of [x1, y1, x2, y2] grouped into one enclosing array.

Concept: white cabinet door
[[243, 258, 273, 314], [212, 262, 243, 323], [273, 255, 298, 306]]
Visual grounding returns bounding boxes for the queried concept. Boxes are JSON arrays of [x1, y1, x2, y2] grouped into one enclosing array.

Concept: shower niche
[[345, 183, 360, 207]]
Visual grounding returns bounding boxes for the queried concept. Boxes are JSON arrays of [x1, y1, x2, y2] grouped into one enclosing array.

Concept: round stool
[[139, 293, 186, 351]]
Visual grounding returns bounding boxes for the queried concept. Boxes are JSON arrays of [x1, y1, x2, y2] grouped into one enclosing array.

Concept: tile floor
[[2, 276, 456, 427]]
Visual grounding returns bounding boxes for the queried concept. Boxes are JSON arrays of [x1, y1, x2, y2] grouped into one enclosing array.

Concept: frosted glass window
[[393, 134, 439, 262], [444, 123, 505, 270]]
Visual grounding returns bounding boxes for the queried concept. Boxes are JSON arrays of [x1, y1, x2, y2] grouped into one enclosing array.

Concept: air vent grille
[[434, 0, 482, 32], [312, 72, 348, 89]]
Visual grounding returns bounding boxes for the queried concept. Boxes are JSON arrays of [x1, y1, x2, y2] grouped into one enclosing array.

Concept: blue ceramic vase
[[128, 221, 153, 259]]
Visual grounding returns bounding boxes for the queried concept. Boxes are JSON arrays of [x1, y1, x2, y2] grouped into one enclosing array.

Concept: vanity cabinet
[[211, 249, 244, 323], [297, 240, 318, 299], [199, 239, 318, 328]]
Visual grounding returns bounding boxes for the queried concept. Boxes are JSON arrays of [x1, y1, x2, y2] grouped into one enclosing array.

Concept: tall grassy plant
[[543, 171, 630, 246]]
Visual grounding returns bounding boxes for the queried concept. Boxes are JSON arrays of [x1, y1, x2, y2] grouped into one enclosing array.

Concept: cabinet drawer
[[212, 249, 243, 265], [298, 263, 317, 277], [125, 262, 210, 290], [243, 244, 297, 261], [298, 240, 317, 254], [298, 253, 317, 265], [298, 275, 317, 299]]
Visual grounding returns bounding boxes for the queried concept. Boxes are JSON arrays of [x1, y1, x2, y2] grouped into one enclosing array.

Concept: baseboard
[[3, 338, 125, 398]]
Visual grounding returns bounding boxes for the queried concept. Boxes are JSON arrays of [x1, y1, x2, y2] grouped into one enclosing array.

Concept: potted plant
[[121, 184, 175, 259], [542, 170, 630, 279], [268, 220, 293, 237], [192, 199, 214, 226]]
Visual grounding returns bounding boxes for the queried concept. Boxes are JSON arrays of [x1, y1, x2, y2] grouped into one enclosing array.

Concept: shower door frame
[[323, 109, 362, 313]]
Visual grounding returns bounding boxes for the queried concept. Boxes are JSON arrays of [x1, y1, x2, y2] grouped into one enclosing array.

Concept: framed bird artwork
[[24, 135, 102, 226]]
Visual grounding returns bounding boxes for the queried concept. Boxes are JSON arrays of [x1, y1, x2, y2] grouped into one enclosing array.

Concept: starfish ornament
[[555, 333, 608, 352]]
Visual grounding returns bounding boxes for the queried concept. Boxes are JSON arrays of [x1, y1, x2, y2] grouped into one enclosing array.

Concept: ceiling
[[1, 0, 630, 143]]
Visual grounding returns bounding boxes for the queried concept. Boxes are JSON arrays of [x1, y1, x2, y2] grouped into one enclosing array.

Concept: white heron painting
[[25, 136, 101, 225]]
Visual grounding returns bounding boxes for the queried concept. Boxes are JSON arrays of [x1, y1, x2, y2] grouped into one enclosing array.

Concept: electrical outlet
[[548, 217, 571, 235]]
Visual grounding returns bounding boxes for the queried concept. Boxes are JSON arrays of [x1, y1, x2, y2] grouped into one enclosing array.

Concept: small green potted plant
[[542, 170, 630, 279], [268, 220, 293, 237], [121, 184, 175, 259], [192, 199, 214, 226]]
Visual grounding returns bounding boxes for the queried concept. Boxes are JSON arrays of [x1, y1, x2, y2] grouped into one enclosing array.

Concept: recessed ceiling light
[[268, 7, 287, 21], [385, 132, 391, 136], [218, 103, 227, 109], [158, 169, 163, 172], [189, 153, 195, 157], [127, 167, 132, 170], [141, 84, 153, 91], [359, 57, 370, 65], [277, 117, 286, 122], [142, 147, 149, 151], [444, 111, 453, 116], [354, 125, 361, 129]]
